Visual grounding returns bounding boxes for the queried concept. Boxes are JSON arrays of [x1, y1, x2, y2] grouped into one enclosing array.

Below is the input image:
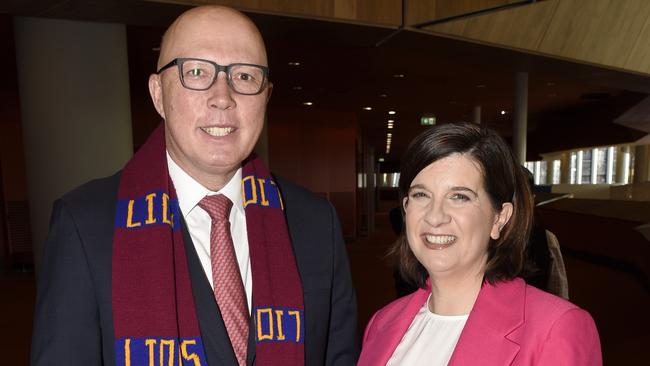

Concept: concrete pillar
[[513, 72, 528, 164], [472, 105, 481, 125], [616, 145, 631, 184], [14, 17, 133, 269], [560, 152, 570, 184], [633, 144, 650, 183]]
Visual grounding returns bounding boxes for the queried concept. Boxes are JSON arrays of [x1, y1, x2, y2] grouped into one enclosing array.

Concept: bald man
[[31, 6, 358, 366]]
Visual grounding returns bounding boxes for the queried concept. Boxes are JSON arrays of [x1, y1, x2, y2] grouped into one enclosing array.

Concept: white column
[[14, 17, 133, 269], [513, 72, 528, 164], [616, 145, 630, 184], [560, 152, 570, 184], [591, 148, 598, 184]]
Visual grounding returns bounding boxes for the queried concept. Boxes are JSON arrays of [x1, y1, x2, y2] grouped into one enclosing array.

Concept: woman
[[358, 123, 601, 365]]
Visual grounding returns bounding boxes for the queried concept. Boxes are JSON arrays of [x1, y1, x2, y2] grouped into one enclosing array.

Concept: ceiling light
[[303, 102, 313, 106], [388, 111, 396, 115], [476, 84, 486, 88], [378, 158, 385, 162], [392, 74, 405, 78], [288, 61, 301, 66], [379, 93, 388, 98], [292, 86, 303, 90], [388, 119, 394, 123], [500, 110, 506, 115], [363, 106, 372, 111]]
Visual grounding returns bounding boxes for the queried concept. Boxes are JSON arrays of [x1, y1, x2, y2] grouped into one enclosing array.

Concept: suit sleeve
[[324, 203, 360, 365], [536, 308, 602, 365], [31, 200, 102, 365]]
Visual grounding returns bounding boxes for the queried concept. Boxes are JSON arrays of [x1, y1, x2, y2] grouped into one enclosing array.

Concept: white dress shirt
[[167, 152, 252, 313]]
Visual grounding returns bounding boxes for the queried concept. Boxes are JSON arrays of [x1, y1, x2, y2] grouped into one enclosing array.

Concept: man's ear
[[490, 202, 513, 240], [148, 74, 165, 119], [266, 81, 273, 102], [402, 196, 409, 211]]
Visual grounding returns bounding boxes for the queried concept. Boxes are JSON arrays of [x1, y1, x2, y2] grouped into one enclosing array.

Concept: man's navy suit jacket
[[31, 172, 359, 365]]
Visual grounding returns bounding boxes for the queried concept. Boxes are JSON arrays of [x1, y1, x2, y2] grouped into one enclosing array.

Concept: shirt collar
[[166, 151, 244, 217]]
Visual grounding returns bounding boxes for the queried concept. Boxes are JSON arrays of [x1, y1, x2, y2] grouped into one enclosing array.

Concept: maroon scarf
[[112, 125, 304, 365]]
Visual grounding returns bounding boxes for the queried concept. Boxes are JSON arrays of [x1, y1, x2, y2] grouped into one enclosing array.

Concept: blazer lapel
[[361, 288, 430, 365], [448, 279, 526, 366]]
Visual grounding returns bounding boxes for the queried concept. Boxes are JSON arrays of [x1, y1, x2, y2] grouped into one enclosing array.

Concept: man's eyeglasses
[[157, 57, 269, 95]]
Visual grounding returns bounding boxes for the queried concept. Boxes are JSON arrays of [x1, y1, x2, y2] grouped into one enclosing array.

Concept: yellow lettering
[[126, 200, 142, 228], [242, 176, 257, 207], [124, 338, 131, 366], [162, 193, 172, 227], [145, 193, 157, 224], [256, 308, 274, 341], [181, 340, 202, 366], [257, 178, 270, 206], [275, 310, 286, 340], [160, 339, 175, 366], [288, 310, 301, 342], [145, 339, 156, 366]]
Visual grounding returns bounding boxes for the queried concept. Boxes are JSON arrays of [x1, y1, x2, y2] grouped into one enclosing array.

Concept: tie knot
[[198, 194, 233, 221]]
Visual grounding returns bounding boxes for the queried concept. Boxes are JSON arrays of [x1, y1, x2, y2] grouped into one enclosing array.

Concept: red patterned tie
[[198, 194, 249, 366]]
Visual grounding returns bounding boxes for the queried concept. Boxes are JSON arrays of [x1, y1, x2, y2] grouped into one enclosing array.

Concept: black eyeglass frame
[[156, 57, 270, 95]]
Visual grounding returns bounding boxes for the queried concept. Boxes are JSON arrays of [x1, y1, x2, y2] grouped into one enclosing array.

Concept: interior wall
[[14, 17, 133, 268], [268, 107, 357, 239]]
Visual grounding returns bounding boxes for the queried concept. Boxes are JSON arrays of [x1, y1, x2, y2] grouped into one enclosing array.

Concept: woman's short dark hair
[[391, 122, 534, 288]]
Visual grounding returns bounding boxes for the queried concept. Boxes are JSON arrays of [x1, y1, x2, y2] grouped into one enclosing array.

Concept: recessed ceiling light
[[392, 74, 405, 78], [288, 61, 301, 66], [476, 84, 486, 88], [388, 125, 393, 129], [292, 86, 303, 90], [363, 106, 372, 111], [500, 110, 506, 115], [388, 119, 394, 123], [303, 102, 313, 106], [379, 93, 388, 98], [388, 111, 396, 115], [546, 82, 556, 86], [378, 158, 385, 162]]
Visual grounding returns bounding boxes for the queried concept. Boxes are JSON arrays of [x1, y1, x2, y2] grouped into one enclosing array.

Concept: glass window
[[596, 148, 607, 183]]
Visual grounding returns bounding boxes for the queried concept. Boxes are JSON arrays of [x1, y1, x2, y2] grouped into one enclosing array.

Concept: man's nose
[[207, 71, 235, 109], [423, 200, 451, 227]]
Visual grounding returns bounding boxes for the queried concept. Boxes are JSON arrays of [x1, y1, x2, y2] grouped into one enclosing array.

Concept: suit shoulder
[[274, 176, 330, 210], [59, 171, 121, 212], [524, 283, 592, 324]]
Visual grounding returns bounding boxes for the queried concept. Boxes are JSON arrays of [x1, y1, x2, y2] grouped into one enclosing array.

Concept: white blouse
[[387, 294, 468, 366]]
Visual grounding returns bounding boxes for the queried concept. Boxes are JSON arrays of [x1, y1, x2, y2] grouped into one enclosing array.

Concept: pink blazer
[[359, 278, 601, 365]]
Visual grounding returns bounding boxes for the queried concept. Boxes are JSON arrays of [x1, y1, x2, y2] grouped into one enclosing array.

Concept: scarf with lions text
[[112, 124, 304, 366]]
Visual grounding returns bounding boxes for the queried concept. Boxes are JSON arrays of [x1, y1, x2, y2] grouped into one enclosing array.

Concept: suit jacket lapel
[[182, 220, 241, 366], [362, 288, 430, 365], [448, 278, 525, 366]]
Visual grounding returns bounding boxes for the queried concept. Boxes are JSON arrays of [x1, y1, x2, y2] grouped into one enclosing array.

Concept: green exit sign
[[421, 116, 436, 125]]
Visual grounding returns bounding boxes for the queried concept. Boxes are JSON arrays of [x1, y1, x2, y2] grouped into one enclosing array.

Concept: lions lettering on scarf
[[242, 175, 283, 209], [116, 191, 181, 230], [255, 307, 304, 343], [115, 337, 206, 366]]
